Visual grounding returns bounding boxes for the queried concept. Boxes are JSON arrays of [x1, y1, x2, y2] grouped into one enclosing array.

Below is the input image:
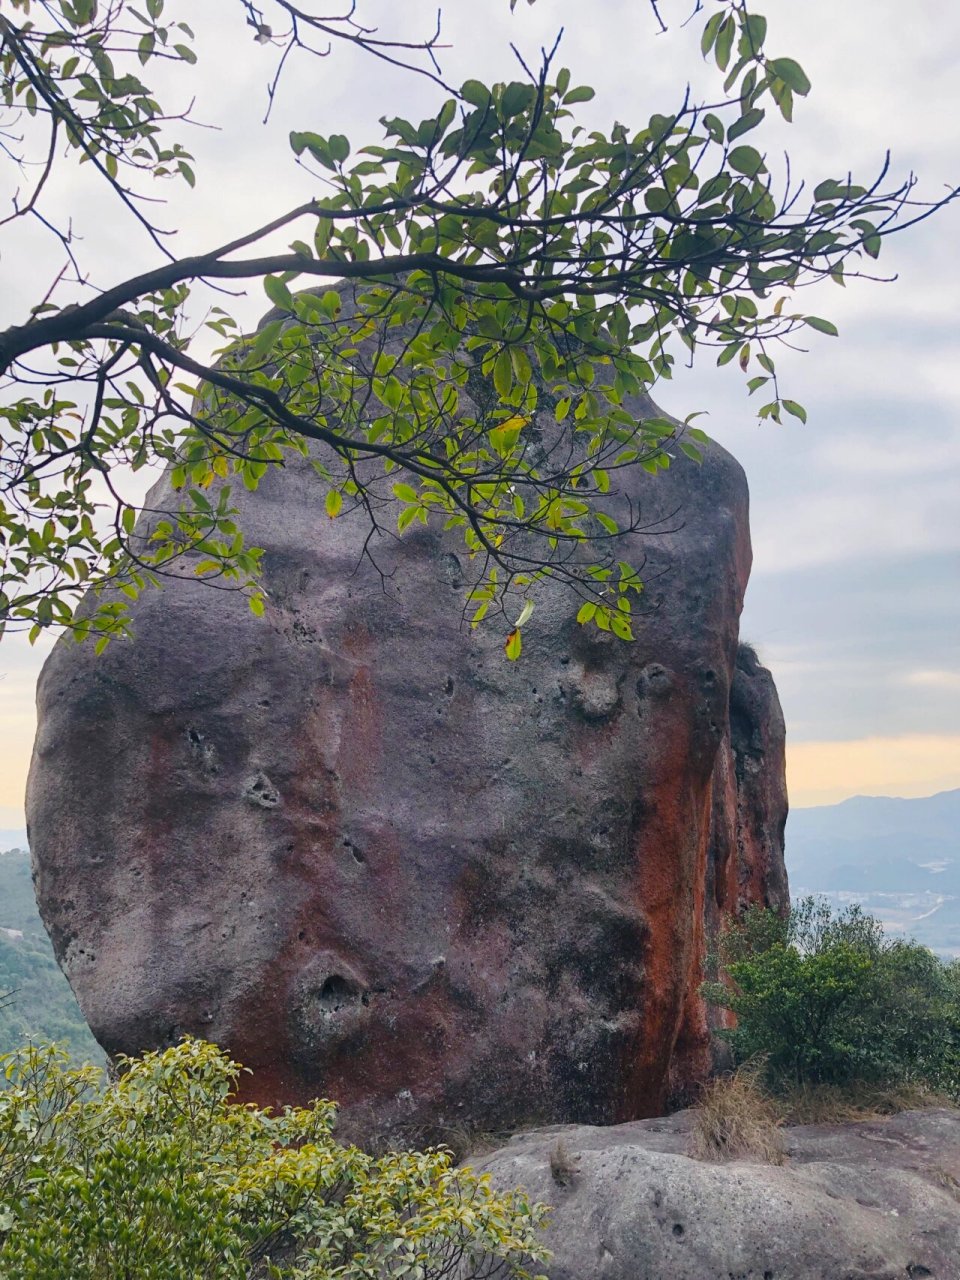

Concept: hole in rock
[[341, 837, 365, 865], [243, 772, 280, 809], [315, 974, 355, 1014], [672, 1224, 685, 1239]]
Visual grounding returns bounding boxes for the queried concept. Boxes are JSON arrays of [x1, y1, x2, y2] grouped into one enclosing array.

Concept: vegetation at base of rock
[[0, 1038, 549, 1280], [688, 1060, 785, 1164], [1, 2, 954, 646], [777, 1079, 957, 1125], [0, 850, 104, 1064], [704, 897, 960, 1096]]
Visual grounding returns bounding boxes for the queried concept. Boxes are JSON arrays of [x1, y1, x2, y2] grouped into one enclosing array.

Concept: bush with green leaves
[[0, 1038, 549, 1280], [704, 897, 960, 1095]]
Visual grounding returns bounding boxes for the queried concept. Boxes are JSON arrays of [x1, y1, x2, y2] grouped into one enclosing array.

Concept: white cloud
[[903, 669, 960, 691]]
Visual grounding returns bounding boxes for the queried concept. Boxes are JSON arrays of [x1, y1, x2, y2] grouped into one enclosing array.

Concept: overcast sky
[[1, 0, 958, 825]]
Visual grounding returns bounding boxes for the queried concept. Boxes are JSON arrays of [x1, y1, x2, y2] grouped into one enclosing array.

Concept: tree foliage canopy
[[0, 1037, 549, 1278], [0, 0, 953, 649], [704, 898, 960, 1093]]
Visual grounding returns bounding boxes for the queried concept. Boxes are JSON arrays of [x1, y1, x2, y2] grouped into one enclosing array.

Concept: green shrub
[[704, 897, 960, 1096], [0, 1039, 549, 1280]]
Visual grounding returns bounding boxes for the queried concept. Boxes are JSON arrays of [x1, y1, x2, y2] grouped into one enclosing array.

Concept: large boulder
[[475, 1107, 960, 1279], [27, 291, 787, 1140]]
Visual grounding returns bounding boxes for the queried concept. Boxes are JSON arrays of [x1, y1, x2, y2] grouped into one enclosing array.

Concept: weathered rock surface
[[476, 1108, 960, 1280], [27, 287, 787, 1139]]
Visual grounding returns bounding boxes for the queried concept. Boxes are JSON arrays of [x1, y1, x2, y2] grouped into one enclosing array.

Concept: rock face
[[27, 299, 787, 1140], [476, 1108, 960, 1279]]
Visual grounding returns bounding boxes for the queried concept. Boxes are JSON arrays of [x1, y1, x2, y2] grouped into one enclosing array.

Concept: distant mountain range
[[787, 788, 960, 957]]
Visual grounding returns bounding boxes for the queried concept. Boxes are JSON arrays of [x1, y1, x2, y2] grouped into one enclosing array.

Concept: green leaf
[[805, 316, 839, 337], [781, 399, 807, 423], [767, 56, 811, 96], [504, 628, 522, 660], [740, 13, 767, 53], [461, 79, 491, 107], [728, 145, 765, 177], [493, 349, 513, 398], [502, 82, 535, 117], [644, 188, 672, 214], [263, 276, 294, 311], [715, 15, 735, 70], [392, 482, 419, 503], [563, 85, 595, 105], [700, 11, 724, 57], [249, 319, 283, 364], [609, 613, 633, 641], [514, 599, 534, 628], [576, 601, 597, 624], [325, 489, 343, 518], [727, 108, 764, 142]]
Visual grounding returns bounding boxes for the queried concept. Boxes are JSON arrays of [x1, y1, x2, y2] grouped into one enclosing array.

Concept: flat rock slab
[[475, 1108, 960, 1279]]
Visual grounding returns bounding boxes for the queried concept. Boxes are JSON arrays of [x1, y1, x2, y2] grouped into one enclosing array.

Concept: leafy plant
[[0, 1038, 549, 1279], [704, 897, 960, 1095], [0, 1, 953, 648]]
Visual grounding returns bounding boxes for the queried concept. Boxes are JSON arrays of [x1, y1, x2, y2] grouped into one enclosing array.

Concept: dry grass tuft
[[689, 1061, 785, 1165], [929, 1165, 960, 1203], [548, 1137, 581, 1187]]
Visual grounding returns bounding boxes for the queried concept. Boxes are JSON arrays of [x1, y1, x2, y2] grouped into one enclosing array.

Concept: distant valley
[[787, 788, 960, 957]]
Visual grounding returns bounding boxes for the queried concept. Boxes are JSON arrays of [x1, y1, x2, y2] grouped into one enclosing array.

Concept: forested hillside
[[0, 850, 104, 1064]]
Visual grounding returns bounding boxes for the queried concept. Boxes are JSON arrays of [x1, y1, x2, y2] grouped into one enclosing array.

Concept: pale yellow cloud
[[788, 734, 960, 809], [0, 633, 52, 827], [0, 697, 38, 826], [902, 670, 960, 692]]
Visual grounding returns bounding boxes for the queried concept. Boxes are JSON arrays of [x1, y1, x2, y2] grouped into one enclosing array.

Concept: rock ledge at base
[[476, 1107, 960, 1280]]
